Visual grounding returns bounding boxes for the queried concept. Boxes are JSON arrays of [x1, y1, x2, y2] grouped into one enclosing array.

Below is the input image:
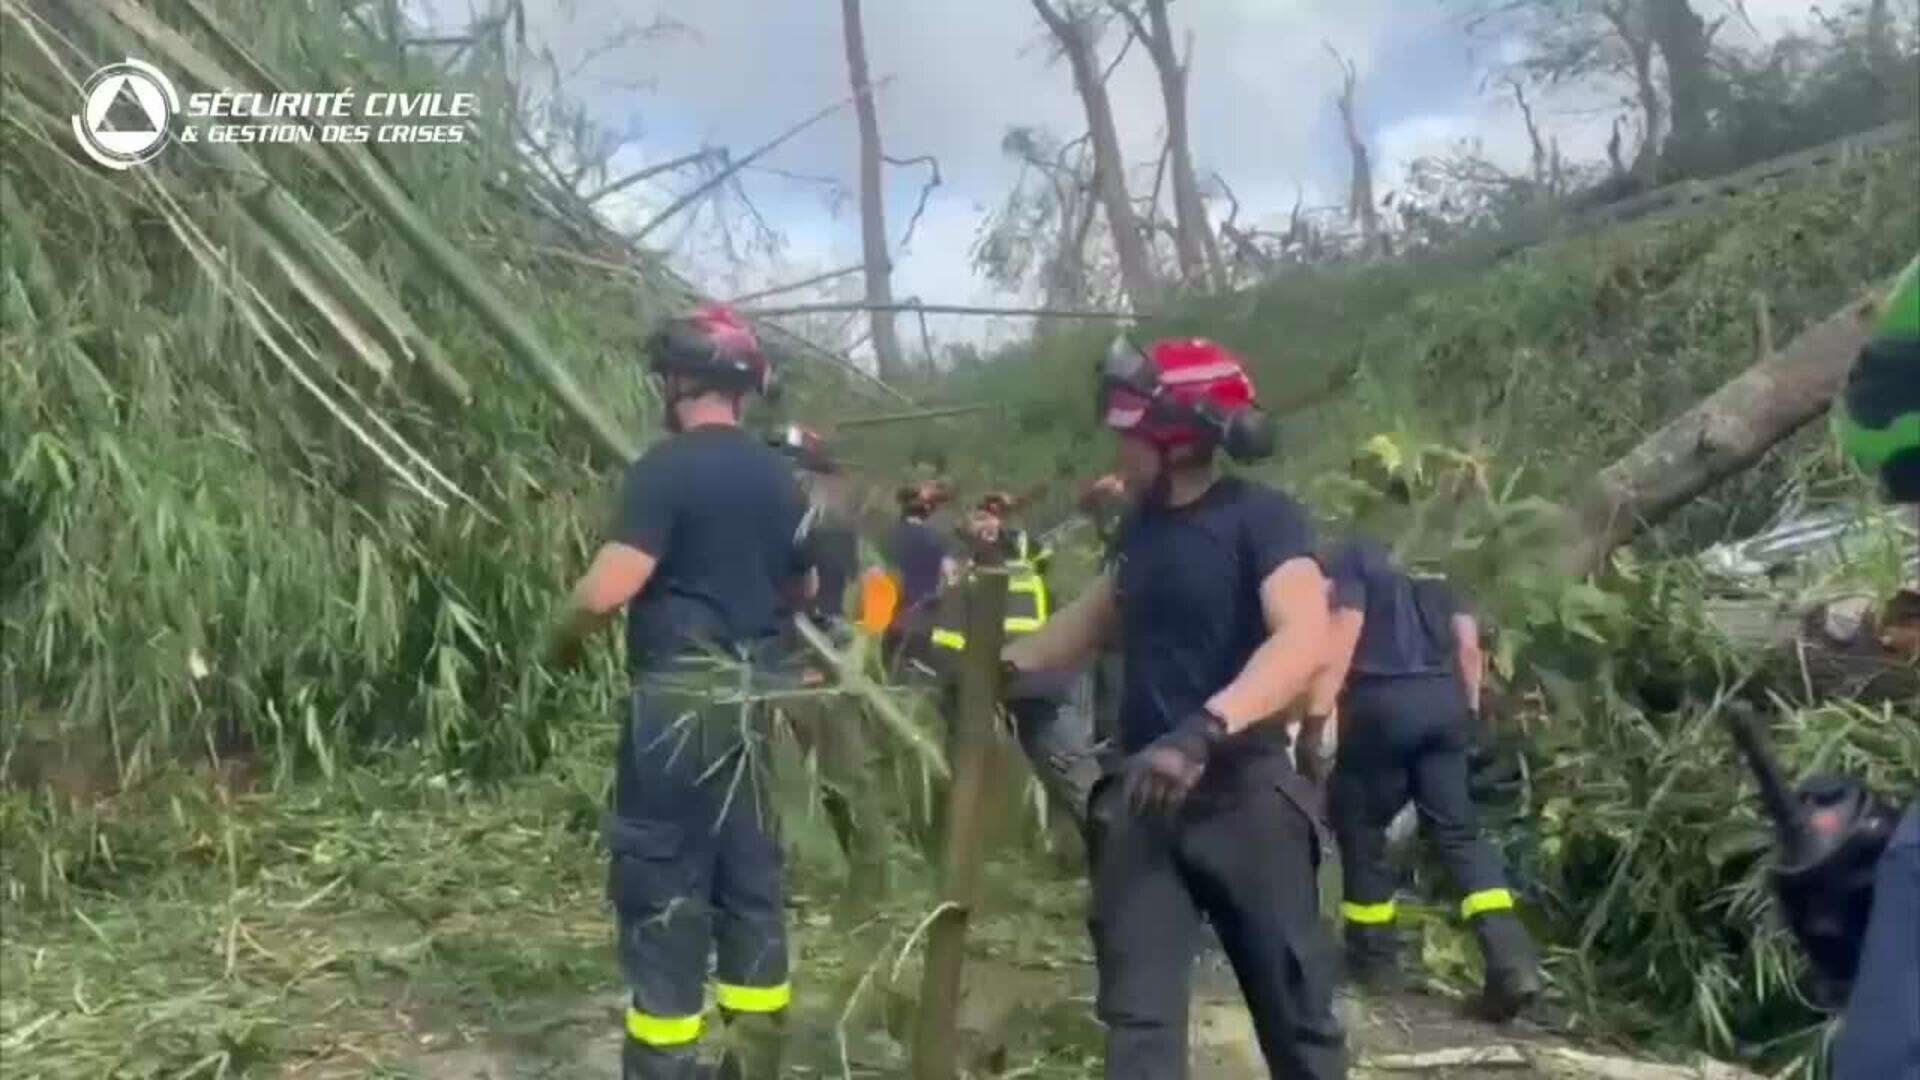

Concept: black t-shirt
[[1108, 477, 1317, 754], [612, 425, 810, 673], [1325, 539, 1458, 680], [806, 518, 860, 624], [886, 518, 949, 616]]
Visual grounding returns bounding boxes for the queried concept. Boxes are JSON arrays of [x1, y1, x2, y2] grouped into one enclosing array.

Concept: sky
[[416, 0, 1825, 351]]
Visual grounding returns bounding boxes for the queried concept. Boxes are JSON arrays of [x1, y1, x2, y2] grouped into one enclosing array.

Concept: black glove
[[1124, 708, 1228, 816]]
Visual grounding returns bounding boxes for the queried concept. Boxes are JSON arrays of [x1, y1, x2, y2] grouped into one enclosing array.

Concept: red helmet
[[976, 491, 1016, 517], [648, 304, 772, 396], [1099, 335, 1273, 461]]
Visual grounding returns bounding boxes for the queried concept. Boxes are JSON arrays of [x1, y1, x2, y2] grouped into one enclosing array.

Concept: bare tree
[[1327, 45, 1383, 257], [1031, 0, 1161, 310], [839, 0, 906, 380], [1109, 0, 1213, 289], [1645, 0, 1723, 177], [972, 128, 1107, 336]]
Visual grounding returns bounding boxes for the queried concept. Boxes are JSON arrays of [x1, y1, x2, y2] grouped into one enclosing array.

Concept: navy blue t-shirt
[[612, 425, 811, 673], [1109, 477, 1317, 754], [1324, 539, 1458, 680], [886, 518, 949, 615]]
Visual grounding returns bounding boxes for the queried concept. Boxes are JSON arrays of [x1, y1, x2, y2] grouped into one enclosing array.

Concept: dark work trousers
[[1832, 800, 1920, 1080], [1087, 753, 1347, 1080], [1329, 674, 1529, 973], [609, 666, 791, 1080]]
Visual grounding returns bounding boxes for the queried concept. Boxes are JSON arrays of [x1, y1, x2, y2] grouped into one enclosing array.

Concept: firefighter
[[1003, 335, 1346, 1079], [883, 478, 957, 676], [547, 305, 808, 1080], [930, 492, 1100, 829], [1306, 538, 1541, 1020], [768, 424, 890, 907], [1828, 254, 1919, 1079]]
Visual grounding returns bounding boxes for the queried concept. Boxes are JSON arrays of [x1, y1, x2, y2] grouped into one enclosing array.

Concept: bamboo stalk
[[67, 0, 472, 406], [910, 567, 1009, 1080], [142, 0, 636, 464]]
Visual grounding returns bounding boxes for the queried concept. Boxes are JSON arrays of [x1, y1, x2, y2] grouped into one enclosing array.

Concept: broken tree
[[1109, 0, 1216, 288], [839, 0, 908, 381], [1557, 268, 1911, 577], [1031, 0, 1162, 311]]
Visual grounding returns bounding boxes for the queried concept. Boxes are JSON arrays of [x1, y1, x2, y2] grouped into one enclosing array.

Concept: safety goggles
[[1099, 336, 1164, 430]]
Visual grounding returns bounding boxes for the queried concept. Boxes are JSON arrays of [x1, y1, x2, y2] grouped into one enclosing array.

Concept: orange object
[[858, 569, 901, 636]]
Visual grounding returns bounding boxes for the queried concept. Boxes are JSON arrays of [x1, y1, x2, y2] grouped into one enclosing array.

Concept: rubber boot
[[1470, 912, 1541, 1022], [622, 1036, 709, 1080], [714, 1009, 785, 1080], [1343, 923, 1406, 992]]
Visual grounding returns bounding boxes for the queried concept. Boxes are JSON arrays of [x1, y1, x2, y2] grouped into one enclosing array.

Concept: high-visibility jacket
[[930, 529, 1050, 652]]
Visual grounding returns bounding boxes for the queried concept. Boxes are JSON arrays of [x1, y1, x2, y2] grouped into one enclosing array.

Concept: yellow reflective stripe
[[626, 1007, 704, 1046], [1341, 900, 1397, 925], [1004, 617, 1044, 633], [714, 981, 792, 1014], [931, 628, 966, 650], [1461, 888, 1515, 919]]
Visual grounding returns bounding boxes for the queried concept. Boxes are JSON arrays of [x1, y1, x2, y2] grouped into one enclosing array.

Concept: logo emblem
[[71, 59, 178, 170]]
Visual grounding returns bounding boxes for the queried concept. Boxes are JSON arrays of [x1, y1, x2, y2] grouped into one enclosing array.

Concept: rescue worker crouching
[[548, 305, 809, 1080], [1306, 538, 1541, 1020], [1001, 335, 1347, 1080], [931, 492, 1101, 831]]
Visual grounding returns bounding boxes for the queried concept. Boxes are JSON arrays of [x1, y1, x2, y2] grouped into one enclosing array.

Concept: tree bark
[[840, 0, 906, 381], [1033, 0, 1160, 311], [1646, 0, 1716, 177], [1556, 287, 1886, 577], [1600, 0, 1663, 187], [1115, 1, 1209, 287]]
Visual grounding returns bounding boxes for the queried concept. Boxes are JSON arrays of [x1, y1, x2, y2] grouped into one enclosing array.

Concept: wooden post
[[910, 563, 1009, 1080]]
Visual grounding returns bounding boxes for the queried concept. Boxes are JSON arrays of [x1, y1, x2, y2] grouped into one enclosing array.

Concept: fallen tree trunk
[[1558, 281, 1895, 577]]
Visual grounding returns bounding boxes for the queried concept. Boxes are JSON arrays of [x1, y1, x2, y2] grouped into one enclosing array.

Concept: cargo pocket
[[605, 815, 689, 917]]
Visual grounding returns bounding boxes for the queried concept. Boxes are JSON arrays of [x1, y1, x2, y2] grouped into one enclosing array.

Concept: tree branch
[[634, 77, 893, 242], [747, 300, 1145, 320], [884, 153, 943, 251], [586, 147, 715, 204], [728, 263, 866, 306]]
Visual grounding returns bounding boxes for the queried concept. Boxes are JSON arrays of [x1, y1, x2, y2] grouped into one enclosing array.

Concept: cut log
[[1557, 283, 1894, 577]]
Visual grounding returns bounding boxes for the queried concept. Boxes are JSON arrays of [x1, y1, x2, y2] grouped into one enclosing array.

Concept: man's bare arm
[[547, 542, 657, 668], [1204, 557, 1331, 733], [1453, 612, 1484, 713], [1003, 574, 1118, 675], [1306, 607, 1364, 717]]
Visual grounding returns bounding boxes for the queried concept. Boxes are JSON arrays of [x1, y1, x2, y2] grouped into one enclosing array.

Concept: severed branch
[[586, 147, 717, 204], [747, 300, 1143, 320], [728, 263, 865, 306], [884, 153, 943, 251], [634, 77, 894, 242]]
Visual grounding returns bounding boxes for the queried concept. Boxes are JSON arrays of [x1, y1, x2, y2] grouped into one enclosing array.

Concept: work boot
[[714, 1009, 785, 1080], [622, 1036, 709, 1080], [1342, 923, 1406, 992], [1470, 911, 1541, 1022]]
